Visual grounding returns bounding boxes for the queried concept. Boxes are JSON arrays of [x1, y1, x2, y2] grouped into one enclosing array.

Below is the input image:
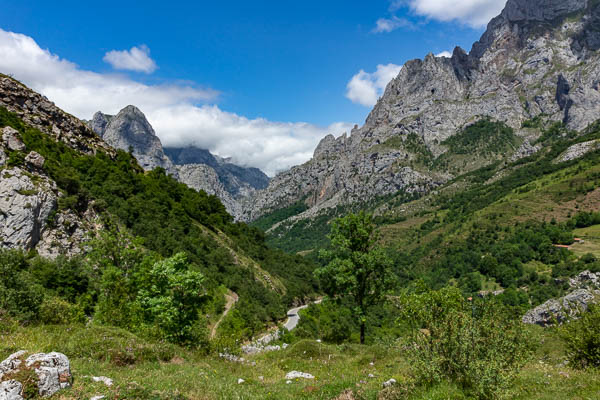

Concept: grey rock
[[25, 151, 45, 168], [0, 351, 71, 399], [0, 380, 23, 400], [0, 167, 57, 250], [285, 371, 314, 380], [25, 352, 72, 397], [569, 270, 600, 289], [382, 378, 397, 388], [93, 106, 178, 178], [2, 127, 25, 152], [557, 140, 600, 162], [91, 376, 113, 387], [522, 288, 599, 326]]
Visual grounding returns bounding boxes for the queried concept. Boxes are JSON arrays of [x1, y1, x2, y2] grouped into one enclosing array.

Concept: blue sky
[[0, 0, 506, 174]]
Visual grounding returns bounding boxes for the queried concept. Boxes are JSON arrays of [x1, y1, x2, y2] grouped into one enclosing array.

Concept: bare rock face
[[522, 288, 599, 326], [91, 106, 178, 178], [243, 0, 600, 222], [0, 351, 72, 399], [0, 167, 57, 250], [24, 151, 44, 169], [176, 164, 242, 219], [0, 76, 113, 156]]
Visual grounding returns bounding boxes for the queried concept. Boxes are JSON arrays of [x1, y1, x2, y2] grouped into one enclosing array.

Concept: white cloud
[[391, 0, 507, 28], [346, 64, 402, 107], [373, 16, 415, 33], [0, 29, 353, 176], [103, 45, 157, 73], [436, 50, 452, 58]]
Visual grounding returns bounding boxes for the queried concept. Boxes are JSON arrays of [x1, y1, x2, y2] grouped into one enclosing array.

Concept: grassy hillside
[[2, 319, 599, 399]]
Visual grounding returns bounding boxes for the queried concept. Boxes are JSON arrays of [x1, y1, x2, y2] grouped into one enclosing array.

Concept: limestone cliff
[[243, 0, 600, 222]]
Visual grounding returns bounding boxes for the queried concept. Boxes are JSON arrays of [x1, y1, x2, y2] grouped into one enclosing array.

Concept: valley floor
[[2, 323, 599, 400]]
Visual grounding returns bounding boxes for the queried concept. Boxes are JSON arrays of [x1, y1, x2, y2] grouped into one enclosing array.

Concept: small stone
[[368, 373, 375, 378], [285, 371, 314, 380], [258, 376, 264, 381], [383, 378, 396, 388], [90, 396, 105, 400], [92, 376, 113, 387], [237, 378, 245, 384], [286, 380, 292, 384]]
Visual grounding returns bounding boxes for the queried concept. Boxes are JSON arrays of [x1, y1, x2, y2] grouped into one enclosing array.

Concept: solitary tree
[[316, 212, 393, 344]]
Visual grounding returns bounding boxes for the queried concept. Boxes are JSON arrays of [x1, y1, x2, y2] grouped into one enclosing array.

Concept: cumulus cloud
[[346, 64, 402, 107], [0, 29, 353, 176], [392, 0, 507, 28], [436, 50, 452, 58], [103, 45, 157, 73], [373, 16, 415, 33]]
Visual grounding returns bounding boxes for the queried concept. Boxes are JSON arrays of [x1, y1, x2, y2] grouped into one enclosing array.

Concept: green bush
[[561, 303, 600, 368], [39, 296, 86, 325], [138, 253, 208, 346], [399, 286, 533, 399], [0, 250, 43, 323]]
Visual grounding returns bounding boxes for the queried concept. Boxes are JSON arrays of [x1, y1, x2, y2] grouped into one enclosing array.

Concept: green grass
[[2, 321, 600, 399], [572, 225, 600, 257]]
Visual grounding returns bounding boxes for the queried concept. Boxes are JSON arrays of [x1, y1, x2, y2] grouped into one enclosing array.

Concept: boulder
[[24, 152, 44, 169], [0, 351, 72, 398], [2, 127, 25, 152], [0, 380, 23, 400], [522, 289, 599, 326]]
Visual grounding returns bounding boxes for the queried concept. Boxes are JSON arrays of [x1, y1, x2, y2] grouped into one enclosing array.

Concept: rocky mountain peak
[[92, 105, 178, 177], [90, 111, 111, 136], [502, 0, 588, 23]]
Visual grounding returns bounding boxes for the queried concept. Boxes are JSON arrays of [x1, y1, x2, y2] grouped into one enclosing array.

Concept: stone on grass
[[383, 378, 396, 388], [237, 378, 245, 384], [25, 152, 45, 168], [0, 351, 72, 399], [285, 371, 314, 380], [92, 376, 113, 387]]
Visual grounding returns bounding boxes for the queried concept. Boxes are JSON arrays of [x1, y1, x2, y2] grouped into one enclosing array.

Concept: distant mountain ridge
[[89, 107, 270, 219], [242, 0, 600, 223]]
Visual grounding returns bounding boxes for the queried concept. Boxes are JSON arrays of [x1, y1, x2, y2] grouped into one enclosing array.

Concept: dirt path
[[210, 290, 239, 339]]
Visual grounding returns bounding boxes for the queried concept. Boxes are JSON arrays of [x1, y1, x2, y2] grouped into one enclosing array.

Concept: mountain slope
[[0, 74, 318, 339], [245, 0, 600, 224]]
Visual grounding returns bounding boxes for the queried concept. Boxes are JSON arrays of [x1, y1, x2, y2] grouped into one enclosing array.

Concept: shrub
[[0, 250, 43, 323], [561, 303, 600, 368], [39, 296, 86, 325], [398, 286, 533, 399], [137, 253, 208, 346]]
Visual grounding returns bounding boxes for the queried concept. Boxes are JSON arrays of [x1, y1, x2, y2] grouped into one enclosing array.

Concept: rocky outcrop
[[523, 271, 600, 326], [176, 164, 242, 218], [243, 0, 600, 223], [0, 75, 113, 156], [522, 288, 599, 326], [91, 106, 178, 177], [557, 139, 600, 162], [0, 351, 72, 399]]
